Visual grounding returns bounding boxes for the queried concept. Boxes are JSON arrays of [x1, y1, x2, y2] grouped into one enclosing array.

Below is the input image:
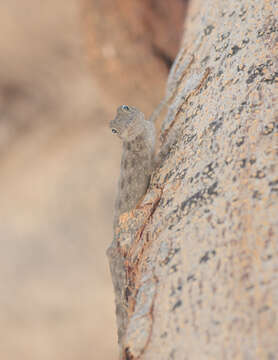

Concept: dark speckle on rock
[[204, 25, 214, 36], [200, 250, 216, 264], [255, 170, 266, 179], [187, 274, 197, 282], [269, 179, 278, 187], [207, 182, 218, 195], [262, 122, 275, 135], [209, 120, 223, 133], [239, 159, 246, 168], [236, 137, 245, 147], [228, 45, 241, 56], [172, 299, 182, 311]]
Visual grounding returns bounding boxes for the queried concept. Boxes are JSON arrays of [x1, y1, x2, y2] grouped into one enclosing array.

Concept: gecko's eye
[[111, 128, 118, 134], [122, 105, 130, 111]]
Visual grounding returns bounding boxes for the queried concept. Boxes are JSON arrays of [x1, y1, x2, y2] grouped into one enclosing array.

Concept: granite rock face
[[108, 0, 278, 358]]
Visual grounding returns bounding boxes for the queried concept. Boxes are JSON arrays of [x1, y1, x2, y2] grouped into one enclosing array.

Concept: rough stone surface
[[109, 0, 278, 358]]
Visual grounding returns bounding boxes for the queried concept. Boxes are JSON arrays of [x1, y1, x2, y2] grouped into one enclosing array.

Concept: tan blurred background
[[0, 1, 186, 359]]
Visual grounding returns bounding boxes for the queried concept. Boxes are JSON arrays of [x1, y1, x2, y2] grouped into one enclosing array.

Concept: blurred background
[[0, 0, 186, 359]]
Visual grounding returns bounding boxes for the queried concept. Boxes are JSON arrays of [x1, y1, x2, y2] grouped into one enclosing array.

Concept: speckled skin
[[110, 105, 156, 225]]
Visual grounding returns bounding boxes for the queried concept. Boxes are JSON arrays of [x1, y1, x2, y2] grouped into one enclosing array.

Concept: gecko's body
[[110, 105, 156, 226]]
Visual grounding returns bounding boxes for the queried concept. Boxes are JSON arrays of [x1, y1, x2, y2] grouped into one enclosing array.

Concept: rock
[[108, 0, 278, 358]]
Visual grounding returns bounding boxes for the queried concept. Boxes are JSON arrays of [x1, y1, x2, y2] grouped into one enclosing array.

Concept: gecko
[[110, 52, 197, 228], [110, 104, 156, 227]]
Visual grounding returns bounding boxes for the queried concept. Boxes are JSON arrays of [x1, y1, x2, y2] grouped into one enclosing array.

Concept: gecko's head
[[110, 105, 145, 141]]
